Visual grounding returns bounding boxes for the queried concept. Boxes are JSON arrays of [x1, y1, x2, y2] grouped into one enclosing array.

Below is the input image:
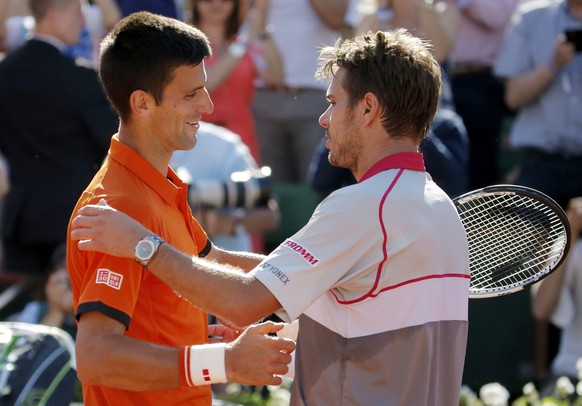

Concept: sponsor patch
[[96, 268, 123, 290], [259, 262, 290, 285], [282, 239, 319, 266]]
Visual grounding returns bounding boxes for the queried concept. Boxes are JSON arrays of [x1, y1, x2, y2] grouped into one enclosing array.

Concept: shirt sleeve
[[76, 250, 142, 329], [494, 10, 531, 78], [73, 197, 151, 329], [252, 188, 382, 322]]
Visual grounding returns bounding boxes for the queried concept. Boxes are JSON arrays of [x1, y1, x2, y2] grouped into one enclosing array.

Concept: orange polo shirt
[[66, 136, 213, 405]]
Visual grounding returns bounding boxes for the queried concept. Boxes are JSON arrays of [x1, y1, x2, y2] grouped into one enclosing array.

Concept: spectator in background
[[450, 0, 517, 190], [171, 121, 280, 253], [10, 243, 77, 339], [0, 0, 121, 67], [252, 0, 348, 182], [115, 0, 179, 19], [0, 0, 118, 276], [190, 0, 283, 163], [494, 0, 582, 209], [532, 197, 582, 398]]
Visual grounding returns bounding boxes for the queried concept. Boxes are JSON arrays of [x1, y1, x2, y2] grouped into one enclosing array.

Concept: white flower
[[555, 376, 575, 398], [576, 358, 582, 380], [479, 382, 510, 406], [460, 385, 479, 402], [269, 388, 291, 406], [523, 382, 537, 396]]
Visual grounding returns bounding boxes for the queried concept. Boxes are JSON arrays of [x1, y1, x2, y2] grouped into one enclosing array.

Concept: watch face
[[136, 240, 154, 260]]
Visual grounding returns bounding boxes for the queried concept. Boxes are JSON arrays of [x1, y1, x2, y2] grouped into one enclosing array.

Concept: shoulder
[[515, 0, 559, 20]]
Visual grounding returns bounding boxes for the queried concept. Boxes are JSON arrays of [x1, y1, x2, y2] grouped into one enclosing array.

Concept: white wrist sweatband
[[179, 343, 227, 387]]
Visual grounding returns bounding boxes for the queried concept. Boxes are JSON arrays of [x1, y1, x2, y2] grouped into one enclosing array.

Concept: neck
[[353, 139, 418, 181], [34, 20, 65, 44], [118, 125, 170, 176]]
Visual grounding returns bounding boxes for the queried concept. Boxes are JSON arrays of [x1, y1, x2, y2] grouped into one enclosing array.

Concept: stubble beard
[[328, 125, 360, 172]]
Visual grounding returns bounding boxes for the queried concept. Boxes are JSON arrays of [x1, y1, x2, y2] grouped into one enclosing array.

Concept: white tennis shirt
[[253, 152, 470, 405]]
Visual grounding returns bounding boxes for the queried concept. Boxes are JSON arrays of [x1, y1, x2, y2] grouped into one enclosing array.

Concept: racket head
[[453, 184, 571, 299]]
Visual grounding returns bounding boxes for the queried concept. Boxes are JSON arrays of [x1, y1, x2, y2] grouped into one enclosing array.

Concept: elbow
[[504, 79, 528, 111], [76, 347, 106, 385], [504, 91, 521, 112], [75, 334, 114, 386]]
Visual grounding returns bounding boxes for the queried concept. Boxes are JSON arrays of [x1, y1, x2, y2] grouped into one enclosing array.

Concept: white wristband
[[179, 343, 227, 386]]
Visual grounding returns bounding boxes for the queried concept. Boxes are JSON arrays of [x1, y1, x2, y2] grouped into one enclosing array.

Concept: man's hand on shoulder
[[71, 199, 148, 259]]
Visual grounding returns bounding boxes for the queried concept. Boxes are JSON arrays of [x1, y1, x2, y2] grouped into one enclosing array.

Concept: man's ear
[[129, 90, 153, 118], [361, 92, 380, 126]]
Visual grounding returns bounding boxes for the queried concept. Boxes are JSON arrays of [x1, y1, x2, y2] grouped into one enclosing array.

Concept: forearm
[[504, 64, 554, 110], [256, 38, 285, 87], [531, 264, 568, 321], [77, 318, 181, 390], [149, 243, 277, 326], [205, 52, 246, 92], [209, 245, 266, 272]]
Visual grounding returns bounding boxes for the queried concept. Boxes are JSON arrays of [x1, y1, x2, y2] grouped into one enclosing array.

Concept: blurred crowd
[[0, 0, 581, 403]]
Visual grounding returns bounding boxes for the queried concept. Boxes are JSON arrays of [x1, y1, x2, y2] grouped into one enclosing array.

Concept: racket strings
[[458, 193, 567, 292]]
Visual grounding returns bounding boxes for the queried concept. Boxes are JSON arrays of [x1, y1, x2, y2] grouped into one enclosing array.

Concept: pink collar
[[359, 152, 426, 183]]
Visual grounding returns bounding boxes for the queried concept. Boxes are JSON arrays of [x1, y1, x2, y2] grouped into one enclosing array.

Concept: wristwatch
[[134, 235, 165, 267]]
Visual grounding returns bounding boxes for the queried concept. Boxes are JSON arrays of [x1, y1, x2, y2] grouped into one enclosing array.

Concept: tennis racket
[[453, 184, 571, 299]]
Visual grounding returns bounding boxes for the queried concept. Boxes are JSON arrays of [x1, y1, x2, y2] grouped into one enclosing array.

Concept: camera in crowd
[[176, 166, 272, 210]]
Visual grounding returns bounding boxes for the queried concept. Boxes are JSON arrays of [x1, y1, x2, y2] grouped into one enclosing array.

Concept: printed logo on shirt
[[95, 268, 123, 290], [282, 239, 319, 266], [259, 262, 290, 285]]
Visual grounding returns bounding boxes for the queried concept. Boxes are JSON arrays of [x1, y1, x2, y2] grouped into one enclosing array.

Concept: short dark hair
[[316, 29, 442, 143], [99, 11, 212, 122]]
